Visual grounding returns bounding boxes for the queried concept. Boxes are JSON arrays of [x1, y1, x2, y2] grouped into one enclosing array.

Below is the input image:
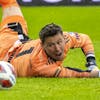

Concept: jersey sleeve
[[64, 32, 95, 56], [30, 62, 91, 78]]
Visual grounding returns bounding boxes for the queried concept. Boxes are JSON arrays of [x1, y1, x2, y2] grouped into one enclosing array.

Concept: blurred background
[[18, 0, 100, 6]]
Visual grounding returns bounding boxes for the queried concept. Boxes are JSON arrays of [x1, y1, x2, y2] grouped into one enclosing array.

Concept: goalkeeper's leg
[[0, 0, 22, 20], [0, 0, 28, 34]]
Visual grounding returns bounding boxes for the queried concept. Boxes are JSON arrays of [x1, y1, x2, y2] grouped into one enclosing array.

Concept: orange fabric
[[0, 15, 28, 35], [8, 35, 92, 77], [63, 32, 94, 55], [0, 17, 94, 77], [0, 28, 93, 77], [0, 15, 28, 60], [0, 0, 19, 9], [0, 27, 18, 60], [59, 68, 90, 78]]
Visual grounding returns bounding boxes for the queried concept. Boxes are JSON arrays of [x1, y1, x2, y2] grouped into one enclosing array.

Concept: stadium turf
[[0, 6, 100, 100]]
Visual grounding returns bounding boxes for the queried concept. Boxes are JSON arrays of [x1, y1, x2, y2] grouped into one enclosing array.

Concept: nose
[[54, 44, 60, 52]]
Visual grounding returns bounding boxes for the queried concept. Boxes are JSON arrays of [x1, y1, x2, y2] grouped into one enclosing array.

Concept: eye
[[47, 43, 54, 47], [57, 40, 62, 45]]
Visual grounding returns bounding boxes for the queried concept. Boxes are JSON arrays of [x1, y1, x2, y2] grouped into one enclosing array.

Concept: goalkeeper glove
[[86, 56, 99, 71]]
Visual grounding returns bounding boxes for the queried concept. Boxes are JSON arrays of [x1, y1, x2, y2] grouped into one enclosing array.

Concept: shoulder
[[63, 31, 81, 39]]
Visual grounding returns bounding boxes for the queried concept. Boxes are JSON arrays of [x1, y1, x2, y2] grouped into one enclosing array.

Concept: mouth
[[55, 52, 62, 57]]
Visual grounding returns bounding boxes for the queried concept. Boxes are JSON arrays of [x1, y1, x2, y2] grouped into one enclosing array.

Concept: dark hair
[[39, 23, 63, 43]]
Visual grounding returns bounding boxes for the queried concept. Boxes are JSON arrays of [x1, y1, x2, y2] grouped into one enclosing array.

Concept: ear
[[41, 42, 45, 49], [40, 41, 43, 46]]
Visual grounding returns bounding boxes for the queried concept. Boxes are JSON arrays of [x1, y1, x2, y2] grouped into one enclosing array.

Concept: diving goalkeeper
[[0, 0, 99, 77]]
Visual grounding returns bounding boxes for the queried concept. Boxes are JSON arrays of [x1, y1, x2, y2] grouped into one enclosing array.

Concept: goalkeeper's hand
[[86, 56, 99, 71], [87, 65, 99, 71]]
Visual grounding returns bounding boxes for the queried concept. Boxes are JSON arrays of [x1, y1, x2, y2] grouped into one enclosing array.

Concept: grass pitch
[[0, 6, 100, 100]]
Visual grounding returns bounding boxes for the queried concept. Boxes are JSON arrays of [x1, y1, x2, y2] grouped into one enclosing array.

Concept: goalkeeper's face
[[42, 33, 65, 61]]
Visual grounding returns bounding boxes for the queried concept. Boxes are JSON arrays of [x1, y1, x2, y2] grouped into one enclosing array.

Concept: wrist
[[88, 65, 99, 71]]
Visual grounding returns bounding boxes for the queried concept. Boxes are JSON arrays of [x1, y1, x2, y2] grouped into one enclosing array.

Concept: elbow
[[81, 34, 94, 55]]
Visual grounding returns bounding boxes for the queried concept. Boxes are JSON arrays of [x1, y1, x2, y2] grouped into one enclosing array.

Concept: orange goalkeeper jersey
[[0, 16, 94, 77]]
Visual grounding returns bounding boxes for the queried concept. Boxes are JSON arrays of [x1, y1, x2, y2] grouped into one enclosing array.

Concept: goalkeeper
[[0, 0, 99, 77]]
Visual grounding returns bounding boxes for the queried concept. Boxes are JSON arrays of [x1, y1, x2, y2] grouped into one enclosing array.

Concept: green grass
[[1, 78, 100, 100], [0, 6, 100, 100]]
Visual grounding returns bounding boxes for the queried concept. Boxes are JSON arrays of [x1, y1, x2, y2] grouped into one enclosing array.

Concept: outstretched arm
[[30, 63, 99, 78], [64, 32, 99, 71]]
